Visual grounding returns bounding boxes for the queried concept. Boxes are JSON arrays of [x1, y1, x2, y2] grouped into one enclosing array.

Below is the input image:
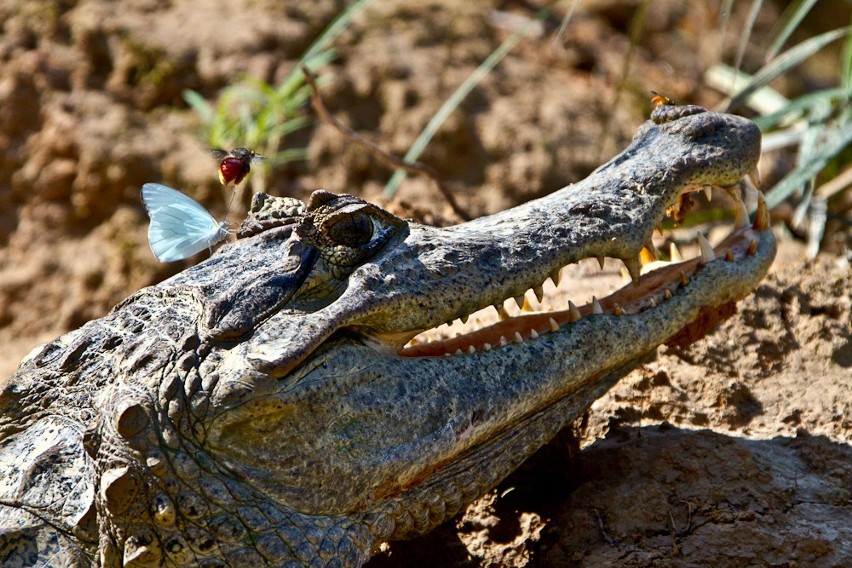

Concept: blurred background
[[0, 1, 849, 563]]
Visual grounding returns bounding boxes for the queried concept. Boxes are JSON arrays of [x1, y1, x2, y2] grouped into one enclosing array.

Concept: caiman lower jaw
[[396, 192, 773, 358]]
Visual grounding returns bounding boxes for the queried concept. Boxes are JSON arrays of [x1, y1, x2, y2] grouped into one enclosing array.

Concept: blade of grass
[[705, 64, 789, 115], [716, 0, 735, 64], [764, 121, 852, 209], [753, 86, 852, 130], [594, 0, 652, 161], [300, 0, 373, 63], [843, 25, 852, 88], [764, 0, 818, 61], [726, 26, 852, 112], [732, 0, 764, 74], [383, 6, 555, 198]]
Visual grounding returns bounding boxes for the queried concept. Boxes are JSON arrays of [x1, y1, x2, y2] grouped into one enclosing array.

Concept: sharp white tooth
[[548, 317, 559, 332], [648, 297, 657, 308], [514, 331, 523, 343], [623, 258, 641, 286], [550, 267, 561, 287], [468, 345, 476, 354], [596, 256, 605, 270], [483, 343, 492, 351], [533, 284, 544, 303], [455, 348, 463, 356], [680, 271, 689, 286], [748, 167, 761, 188], [499, 335, 508, 347], [663, 289, 673, 299], [592, 297, 603, 314], [409, 338, 420, 346], [703, 185, 713, 202], [733, 198, 750, 228], [521, 296, 534, 312], [496, 305, 509, 320], [669, 242, 683, 262], [530, 329, 540, 339], [753, 190, 770, 230], [697, 231, 715, 264], [568, 301, 582, 322]]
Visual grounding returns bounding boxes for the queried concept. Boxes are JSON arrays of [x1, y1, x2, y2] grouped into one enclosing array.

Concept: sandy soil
[[0, 0, 848, 566]]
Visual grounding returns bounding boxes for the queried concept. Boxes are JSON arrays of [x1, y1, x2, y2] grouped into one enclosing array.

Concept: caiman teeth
[[703, 185, 713, 202], [753, 190, 770, 231], [399, 191, 770, 359], [549, 267, 562, 287], [748, 167, 762, 188], [567, 301, 581, 322], [640, 243, 658, 264], [697, 231, 715, 264], [733, 198, 750, 228], [669, 242, 683, 262], [623, 258, 641, 286]]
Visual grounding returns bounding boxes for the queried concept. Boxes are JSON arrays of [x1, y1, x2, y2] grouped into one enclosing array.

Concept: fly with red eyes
[[211, 147, 265, 186]]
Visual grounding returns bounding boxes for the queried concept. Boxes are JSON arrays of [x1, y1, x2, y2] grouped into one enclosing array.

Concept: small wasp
[[211, 147, 265, 186]]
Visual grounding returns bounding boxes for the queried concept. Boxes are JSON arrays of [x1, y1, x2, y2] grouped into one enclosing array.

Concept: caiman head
[[0, 105, 775, 567]]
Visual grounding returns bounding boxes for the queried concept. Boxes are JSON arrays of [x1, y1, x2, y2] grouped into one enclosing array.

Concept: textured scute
[[0, 416, 95, 566]]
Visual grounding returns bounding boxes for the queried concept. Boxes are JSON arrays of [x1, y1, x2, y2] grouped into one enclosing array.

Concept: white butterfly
[[141, 183, 230, 262]]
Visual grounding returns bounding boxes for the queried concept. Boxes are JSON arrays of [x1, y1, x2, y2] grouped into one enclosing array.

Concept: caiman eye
[[296, 191, 408, 278], [326, 213, 374, 247]]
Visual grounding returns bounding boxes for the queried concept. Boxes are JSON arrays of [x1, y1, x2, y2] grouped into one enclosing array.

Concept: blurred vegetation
[[182, 0, 374, 194]]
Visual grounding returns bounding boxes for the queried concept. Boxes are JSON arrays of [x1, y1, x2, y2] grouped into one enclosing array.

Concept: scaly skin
[[0, 105, 775, 567]]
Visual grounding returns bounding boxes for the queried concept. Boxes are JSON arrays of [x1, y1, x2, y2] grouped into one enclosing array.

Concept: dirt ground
[[0, 0, 849, 566]]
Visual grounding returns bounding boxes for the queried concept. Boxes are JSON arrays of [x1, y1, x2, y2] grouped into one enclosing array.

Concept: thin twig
[[301, 65, 471, 221]]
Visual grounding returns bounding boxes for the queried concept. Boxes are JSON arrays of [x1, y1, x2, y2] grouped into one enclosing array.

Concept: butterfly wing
[[141, 183, 228, 262]]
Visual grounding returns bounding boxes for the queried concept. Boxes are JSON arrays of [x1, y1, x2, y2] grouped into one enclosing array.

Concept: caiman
[[0, 105, 776, 567]]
